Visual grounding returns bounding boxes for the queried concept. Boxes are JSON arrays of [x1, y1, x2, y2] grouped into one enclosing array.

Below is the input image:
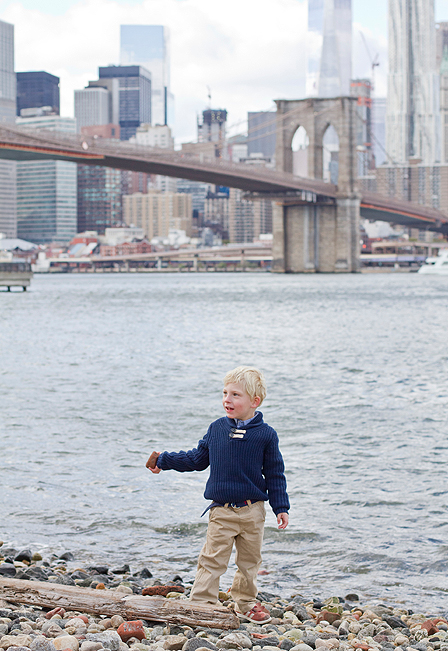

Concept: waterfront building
[[16, 71, 59, 116], [77, 165, 122, 235], [120, 25, 173, 127], [99, 65, 151, 141], [386, 0, 440, 164], [247, 111, 276, 159], [306, 0, 352, 98], [16, 111, 77, 244], [228, 188, 272, 244], [74, 86, 109, 131], [123, 191, 193, 239]]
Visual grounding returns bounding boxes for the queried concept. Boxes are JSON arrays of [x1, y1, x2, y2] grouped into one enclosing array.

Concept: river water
[[1, 271, 448, 612]]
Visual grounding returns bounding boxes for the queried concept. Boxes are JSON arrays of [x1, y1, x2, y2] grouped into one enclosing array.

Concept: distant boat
[[418, 249, 448, 275], [0, 255, 33, 291]]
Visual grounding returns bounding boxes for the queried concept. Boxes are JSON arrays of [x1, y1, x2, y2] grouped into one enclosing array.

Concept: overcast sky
[[1, 0, 448, 143]]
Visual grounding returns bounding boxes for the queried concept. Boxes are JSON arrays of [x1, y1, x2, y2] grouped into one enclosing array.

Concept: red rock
[[95, 583, 105, 590], [354, 644, 371, 650], [117, 621, 146, 643], [45, 608, 66, 620], [257, 570, 270, 575], [77, 616, 89, 624], [252, 634, 273, 639], [317, 611, 340, 625], [421, 620, 440, 636]]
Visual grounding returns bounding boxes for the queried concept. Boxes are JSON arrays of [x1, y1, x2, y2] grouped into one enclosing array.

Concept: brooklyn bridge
[[1, 96, 447, 272]]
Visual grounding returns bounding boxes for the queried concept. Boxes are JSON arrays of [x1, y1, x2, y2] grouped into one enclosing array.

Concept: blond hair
[[223, 366, 267, 406]]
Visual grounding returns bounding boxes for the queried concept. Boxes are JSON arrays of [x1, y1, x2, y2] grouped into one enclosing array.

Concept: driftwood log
[[0, 578, 239, 629]]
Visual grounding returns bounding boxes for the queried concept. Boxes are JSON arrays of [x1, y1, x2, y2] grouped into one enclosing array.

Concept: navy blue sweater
[[157, 412, 290, 515]]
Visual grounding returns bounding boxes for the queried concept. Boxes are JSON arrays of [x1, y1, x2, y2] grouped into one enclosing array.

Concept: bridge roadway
[[1, 123, 448, 234]]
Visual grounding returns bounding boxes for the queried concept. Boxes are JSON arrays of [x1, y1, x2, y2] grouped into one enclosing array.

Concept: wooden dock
[[0, 262, 33, 291]]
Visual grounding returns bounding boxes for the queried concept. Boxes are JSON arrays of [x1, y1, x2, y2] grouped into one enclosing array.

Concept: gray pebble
[[291, 606, 308, 622], [258, 638, 280, 648], [30, 636, 57, 651], [293, 646, 313, 651], [279, 642, 295, 651], [183, 639, 217, 651], [85, 632, 121, 651], [301, 635, 317, 649]]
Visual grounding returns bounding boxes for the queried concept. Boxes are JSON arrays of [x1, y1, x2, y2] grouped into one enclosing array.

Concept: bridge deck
[[0, 124, 447, 234]]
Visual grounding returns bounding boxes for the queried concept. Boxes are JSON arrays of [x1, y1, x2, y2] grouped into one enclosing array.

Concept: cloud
[[1, 0, 388, 143], [1, 0, 307, 142]]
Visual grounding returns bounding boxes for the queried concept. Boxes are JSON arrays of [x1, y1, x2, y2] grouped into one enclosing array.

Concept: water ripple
[[1, 272, 448, 611]]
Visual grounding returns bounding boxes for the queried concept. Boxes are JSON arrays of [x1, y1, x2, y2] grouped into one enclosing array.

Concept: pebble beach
[[1, 543, 448, 651]]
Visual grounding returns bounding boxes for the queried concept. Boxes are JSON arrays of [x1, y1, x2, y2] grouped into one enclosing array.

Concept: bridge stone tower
[[273, 97, 360, 272]]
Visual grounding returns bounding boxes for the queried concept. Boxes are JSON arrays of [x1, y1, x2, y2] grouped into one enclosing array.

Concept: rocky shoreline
[[1, 543, 448, 651]]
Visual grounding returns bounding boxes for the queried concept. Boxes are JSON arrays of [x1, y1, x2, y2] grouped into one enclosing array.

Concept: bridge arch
[[322, 123, 339, 184], [291, 125, 309, 177], [275, 96, 358, 194]]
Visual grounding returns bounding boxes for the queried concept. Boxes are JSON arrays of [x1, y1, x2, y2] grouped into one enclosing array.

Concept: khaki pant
[[189, 500, 266, 613]]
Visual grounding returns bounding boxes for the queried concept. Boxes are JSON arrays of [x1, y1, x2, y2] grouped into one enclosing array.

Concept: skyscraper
[[16, 71, 60, 116], [386, 0, 440, 164], [306, 0, 352, 98], [247, 111, 276, 158], [120, 25, 173, 126], [16, 111, 77, 244], [372, 98, 387, 166], [74, 86, 109, 131], [0, 19, 16, 239], [437, 22, 448, 162], [197, 109, 227, 157], [99, 65, 151, 140]]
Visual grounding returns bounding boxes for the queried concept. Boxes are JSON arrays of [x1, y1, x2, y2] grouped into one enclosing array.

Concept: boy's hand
[[277, 512, 289, 529], [146, 451, 161, 473]]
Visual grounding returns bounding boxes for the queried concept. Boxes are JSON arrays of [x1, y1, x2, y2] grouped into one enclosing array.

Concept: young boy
[[147, 366, 289, 624]]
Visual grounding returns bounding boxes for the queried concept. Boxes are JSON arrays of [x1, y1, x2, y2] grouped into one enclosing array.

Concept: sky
[[1, 0, 448, 144]]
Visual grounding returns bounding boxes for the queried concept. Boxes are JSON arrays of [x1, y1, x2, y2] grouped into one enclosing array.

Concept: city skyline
[[0, 0, 447, 144]]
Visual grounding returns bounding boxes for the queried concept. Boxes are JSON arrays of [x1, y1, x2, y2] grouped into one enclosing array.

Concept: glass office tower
[[16, 113, 77, 244], [0, 19, 16, 238], [386, 0, 440, 164], [99, 65, 151, 140], [120, 25, 174, 127], [306, 0, 352, 97], [16, 71, 60, 116]]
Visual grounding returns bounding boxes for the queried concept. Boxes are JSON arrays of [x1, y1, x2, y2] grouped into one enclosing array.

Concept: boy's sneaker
[[236, 603, 271, 624]]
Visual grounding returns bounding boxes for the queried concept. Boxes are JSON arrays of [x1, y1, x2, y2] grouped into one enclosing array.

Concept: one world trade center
[[306, 0, 352, 97]]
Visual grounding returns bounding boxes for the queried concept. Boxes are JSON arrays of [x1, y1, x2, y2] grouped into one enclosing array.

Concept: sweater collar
[[226, 411, 263, 429]]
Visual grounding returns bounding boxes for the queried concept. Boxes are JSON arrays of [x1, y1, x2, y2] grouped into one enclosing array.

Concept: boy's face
[[222, 382, 261, 422]]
